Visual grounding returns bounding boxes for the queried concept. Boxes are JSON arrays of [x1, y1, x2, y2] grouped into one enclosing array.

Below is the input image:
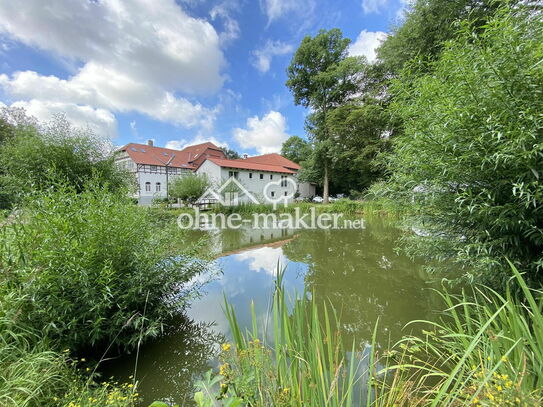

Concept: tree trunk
[[323, 160, 329, 204]]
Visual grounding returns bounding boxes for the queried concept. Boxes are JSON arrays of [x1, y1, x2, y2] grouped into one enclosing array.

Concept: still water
[[104, 217, 441, 406]]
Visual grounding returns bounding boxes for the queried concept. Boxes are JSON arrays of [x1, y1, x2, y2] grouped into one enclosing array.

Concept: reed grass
[[195, 263, 543, 406]]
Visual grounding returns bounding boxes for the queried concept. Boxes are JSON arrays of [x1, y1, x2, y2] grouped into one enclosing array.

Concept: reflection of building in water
[[207, 226, 296, 256]]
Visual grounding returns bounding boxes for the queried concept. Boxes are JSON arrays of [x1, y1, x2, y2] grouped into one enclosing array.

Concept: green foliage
[[324, 103, 390, 192], [382, 8, 543, 285], [196, 268, 366, 406], [220, 147, 240, 160], [287, 28, 365, 200], [0, 182, 208, 351], [377, 0, 515, 74], [169, 174, 210, 205], [388, 263, 543, 406], [0, 290, 138, 407], [196, 264, 543, 406], [280, 135, 311, 164], [0, 114, 129, 209]]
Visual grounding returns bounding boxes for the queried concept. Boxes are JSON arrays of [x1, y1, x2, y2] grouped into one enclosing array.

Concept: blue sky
[[0, 0, 407, 155]]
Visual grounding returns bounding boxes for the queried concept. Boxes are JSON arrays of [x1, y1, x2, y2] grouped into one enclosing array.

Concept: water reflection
[[106, 218, 441, 405], [102, 316, 223, 407]]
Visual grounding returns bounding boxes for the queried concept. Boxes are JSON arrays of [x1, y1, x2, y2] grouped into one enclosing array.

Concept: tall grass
[[195, 264, 543, 406], [0, 289, 138, 407]]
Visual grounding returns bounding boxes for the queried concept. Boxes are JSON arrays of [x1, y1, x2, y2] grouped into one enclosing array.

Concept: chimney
[[242, 153, 248, 159], [147, 139, 154, 147]]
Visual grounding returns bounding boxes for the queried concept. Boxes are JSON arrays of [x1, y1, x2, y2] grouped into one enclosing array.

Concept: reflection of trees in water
[[282, 221, 441, 346], [101, 315, 223, 407]]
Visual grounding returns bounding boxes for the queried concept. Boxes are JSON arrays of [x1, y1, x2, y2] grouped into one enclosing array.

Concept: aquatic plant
[[194, 263, 543, 406]]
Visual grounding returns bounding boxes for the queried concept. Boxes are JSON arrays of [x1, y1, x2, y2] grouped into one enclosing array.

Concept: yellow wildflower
[[221, 343, 231, 352]]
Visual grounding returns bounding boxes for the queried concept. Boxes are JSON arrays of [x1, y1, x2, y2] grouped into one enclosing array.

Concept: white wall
[[196, 161, 298, 205], [297, 181, 316, 199]]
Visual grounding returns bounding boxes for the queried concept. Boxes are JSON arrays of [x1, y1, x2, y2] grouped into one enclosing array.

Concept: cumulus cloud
[[349, 30, 387, 63], [361, 0, 389, 14], [252, 40, 293, 73], [11, 99, 118, 138], [0, 0, 225, 136], [233, 111, 289, 154]]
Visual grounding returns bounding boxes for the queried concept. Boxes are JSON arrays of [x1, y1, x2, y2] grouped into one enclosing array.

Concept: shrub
[[0, 182, 208, 351], [0, 114, 129, 209], [384, 8, 543, 285], [169, 174, 210, 205], [0, 289, 138, 407]]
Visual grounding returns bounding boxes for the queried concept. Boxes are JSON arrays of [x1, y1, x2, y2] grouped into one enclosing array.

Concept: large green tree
[[377, 0, 522, 74], [286, 28, 363, 203], [280, 136, 312, 164], [384, 7, 543, 286]]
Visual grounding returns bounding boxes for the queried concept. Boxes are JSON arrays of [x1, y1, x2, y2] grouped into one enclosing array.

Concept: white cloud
[[361, 0, 389, 14], [210, 2, 241, 45], [233, 111, 289, 154], [0, 0, 225, 135], [260, 0, 315, 24], [11, 99, 118, 138], [234, 247, 286, 275], [349, 30, 387, 63], [165, 135, 228, 150], [252, 40, 293, 73]]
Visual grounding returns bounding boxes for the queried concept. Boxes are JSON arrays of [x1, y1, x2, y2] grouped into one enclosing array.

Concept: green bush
[[383, 8, 543, 285], [0, 182, 208, 351], [0, 289, 138, 407], [0, 115, 129, 209], [169, 174, 210, 205]]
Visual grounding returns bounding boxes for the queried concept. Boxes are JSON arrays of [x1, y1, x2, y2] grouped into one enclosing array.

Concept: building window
[[156, 182, 161, 192], [145, 182, 151, 192], [229, 171, 239, 179], [259, 173, 264, 180], [271, 191, 275, 197], [249, 173, 253, 179], [150, 165, 157, 172], [284, 191, 288, 196], [281, 175, 287, 187], [270, 174, 273, 180]]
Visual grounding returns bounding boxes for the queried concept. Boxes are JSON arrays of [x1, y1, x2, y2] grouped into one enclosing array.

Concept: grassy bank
[[210, 199, 377, 216], [194, 264, 542, 406]]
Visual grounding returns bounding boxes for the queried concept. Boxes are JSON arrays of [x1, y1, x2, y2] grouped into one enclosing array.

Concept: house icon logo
[[198, 177, 260, 206]]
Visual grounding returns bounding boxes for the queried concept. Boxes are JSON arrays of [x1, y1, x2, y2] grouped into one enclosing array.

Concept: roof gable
[[118, 141, 225, 168]]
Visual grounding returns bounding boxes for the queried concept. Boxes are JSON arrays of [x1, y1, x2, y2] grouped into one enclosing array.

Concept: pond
[[103, 216, 442, 406]]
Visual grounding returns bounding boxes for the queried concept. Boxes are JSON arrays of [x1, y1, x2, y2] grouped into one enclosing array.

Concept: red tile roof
[[117, 142, 225, 168], [236, 153, 301, 170], [207, 158, 296, 174]]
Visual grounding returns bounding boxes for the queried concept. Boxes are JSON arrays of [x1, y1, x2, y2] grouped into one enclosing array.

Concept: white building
[[115, 140, 226, 205], [115, 141, 316, 205]]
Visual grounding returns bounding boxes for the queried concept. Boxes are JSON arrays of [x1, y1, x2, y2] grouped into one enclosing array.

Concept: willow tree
[[286, 28, 362, 203]]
